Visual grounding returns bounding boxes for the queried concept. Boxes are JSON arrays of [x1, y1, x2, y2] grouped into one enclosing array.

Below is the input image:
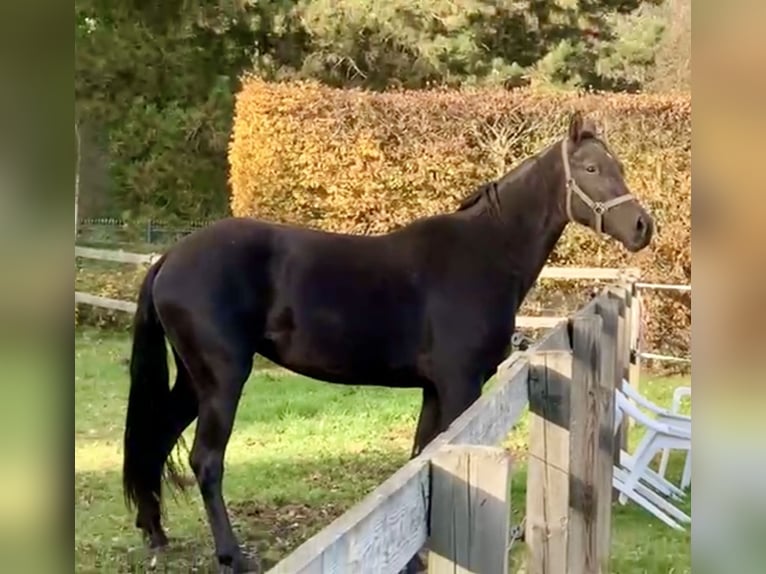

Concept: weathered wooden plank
[[515, 290, 606, 332], [516, 316, 566, 329], [605, 286, 629, 481], [496, 322, 571, 374], [572, 296, 599, 318], [537, 267, 639, 281], [526, 350, 572, 574], [267, 357, 530, 574], [618, 281, 641, 442], [535, 321, 572, 352], [627, 285, 642, 397], [633, 281, 690, 292], [267, 458, 430, 574], [568, 315, 613, 574], [75, 245, 160, 265], [422, 358, 530, 453], [75, 291, 137, 313], [518, 296, 600, 356], [594, 300, 618, 569], [427, 446, 512, 574]]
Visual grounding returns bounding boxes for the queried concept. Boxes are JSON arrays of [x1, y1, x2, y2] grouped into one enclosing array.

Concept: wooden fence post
[[603, 288, 627, 499], [612, 283, 632, 454], [525, 314, 615, 574], [428, 445, 512, 574], [568, 315, 614, 574], [75, 120, 80, 237], [526, 350, 572, 574], [627, 280, 642, 397]]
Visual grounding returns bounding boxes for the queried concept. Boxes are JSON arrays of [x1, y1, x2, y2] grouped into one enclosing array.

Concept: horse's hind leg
[[172, 333, 257, 573], [136, 349, 198, 548]]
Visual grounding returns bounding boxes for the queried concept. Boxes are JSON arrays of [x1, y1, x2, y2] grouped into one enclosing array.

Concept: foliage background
[[75, 0, 690, 222], [227, 80, 690, 365], [75, 0, 691, 367]]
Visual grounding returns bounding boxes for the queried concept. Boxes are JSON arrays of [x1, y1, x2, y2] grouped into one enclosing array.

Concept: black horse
[[122, 111, 654, 572]]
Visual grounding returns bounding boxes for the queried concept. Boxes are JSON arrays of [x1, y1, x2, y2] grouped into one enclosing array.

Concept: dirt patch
[[231, 501, 348, 568]]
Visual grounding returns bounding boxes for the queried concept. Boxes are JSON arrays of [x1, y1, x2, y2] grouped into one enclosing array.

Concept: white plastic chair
[[619, 379, 692, 491], [611, 465, 688, 530], [619, 450, 686, 501], [657, 385, 692, 489], [611, 388, 691, 530]]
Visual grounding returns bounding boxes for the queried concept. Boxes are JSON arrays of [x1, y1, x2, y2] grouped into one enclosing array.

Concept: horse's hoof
[[143, 544, 170, 571], [218, 552, 261, 574], [148, 531, 169, 550]]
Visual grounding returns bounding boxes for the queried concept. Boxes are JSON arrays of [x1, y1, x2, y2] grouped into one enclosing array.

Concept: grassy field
[[75, 329, 691, 573]]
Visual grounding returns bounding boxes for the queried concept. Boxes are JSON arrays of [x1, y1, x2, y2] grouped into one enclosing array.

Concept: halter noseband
[[561, 138, 635, 234]]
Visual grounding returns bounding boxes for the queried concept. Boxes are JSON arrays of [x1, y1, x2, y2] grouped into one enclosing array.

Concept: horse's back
[[151, 217, 428, 384]]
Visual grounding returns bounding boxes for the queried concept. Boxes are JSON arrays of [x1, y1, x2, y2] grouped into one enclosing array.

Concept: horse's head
[[561, 111, 654, 252]]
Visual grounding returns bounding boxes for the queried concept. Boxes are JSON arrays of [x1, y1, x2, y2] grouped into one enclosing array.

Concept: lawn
[[74, 329, 691, 573]]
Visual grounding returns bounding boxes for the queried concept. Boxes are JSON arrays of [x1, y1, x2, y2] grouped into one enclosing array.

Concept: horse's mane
[[456, 152, 542, 214], [456, 181, 497, 212]]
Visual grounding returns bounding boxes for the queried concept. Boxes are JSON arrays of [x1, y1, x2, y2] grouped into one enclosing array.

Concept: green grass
[[75, 330, 691, 573]]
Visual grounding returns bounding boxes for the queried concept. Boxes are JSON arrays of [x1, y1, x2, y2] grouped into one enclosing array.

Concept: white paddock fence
[[74, 245, 690, 365], [74, 247, 160, 313]]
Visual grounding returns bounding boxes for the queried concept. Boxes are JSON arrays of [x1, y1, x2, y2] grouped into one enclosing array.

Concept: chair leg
[[658, 445, 671, 479], [681, 450, 692, 490], [634, 481, 691, 524], [612, 473, 685, 531], [618, 430, 658, 505], [621, 450, 686, 500]]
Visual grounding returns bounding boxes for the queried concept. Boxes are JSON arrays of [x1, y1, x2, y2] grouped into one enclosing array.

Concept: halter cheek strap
[[561, 138, 635, 234]]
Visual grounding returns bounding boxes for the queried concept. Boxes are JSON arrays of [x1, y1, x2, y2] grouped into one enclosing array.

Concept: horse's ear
[[568, 111, 597, 143], [568, 111, 584, 142]]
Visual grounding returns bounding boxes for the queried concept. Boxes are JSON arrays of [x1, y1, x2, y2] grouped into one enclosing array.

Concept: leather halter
[[561, 138, 635, 233]]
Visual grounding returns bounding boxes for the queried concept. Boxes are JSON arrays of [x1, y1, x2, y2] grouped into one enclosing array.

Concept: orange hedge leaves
[[229, 78, 691, 369]]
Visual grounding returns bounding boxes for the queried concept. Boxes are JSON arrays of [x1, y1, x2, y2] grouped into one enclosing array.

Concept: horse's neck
[[493, 142, 569, 301]]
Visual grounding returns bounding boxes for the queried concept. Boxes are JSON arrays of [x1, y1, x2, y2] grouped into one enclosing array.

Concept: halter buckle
[[593, 203, 606, 215]]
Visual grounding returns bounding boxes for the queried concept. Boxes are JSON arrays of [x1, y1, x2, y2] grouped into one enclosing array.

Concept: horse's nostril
[[636, 215, 646, 233]]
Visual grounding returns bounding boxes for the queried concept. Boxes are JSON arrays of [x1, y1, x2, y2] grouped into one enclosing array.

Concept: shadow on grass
[[75, 448, 411, 573], [76, 450, 691, 573], [508, 451, 692, 573]]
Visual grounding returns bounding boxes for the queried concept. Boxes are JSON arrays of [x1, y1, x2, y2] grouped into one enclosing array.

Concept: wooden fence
[[74, 246, 160, 313], [262, 287, 639, 573], [74, 246, 640, 328]]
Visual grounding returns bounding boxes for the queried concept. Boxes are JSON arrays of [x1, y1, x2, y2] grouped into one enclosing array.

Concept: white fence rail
[[75, 246, 160, 265], [75, 291, 137, 313], [74, 246, 690, 362], [73, 245, 640, 324]]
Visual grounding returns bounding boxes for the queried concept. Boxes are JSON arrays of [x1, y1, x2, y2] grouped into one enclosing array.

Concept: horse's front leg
[[400, 373, 482, 574], [410, 383, 441, 459]]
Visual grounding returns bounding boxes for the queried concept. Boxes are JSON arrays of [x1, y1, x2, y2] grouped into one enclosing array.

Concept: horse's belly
[[264, 303, 421, 376]]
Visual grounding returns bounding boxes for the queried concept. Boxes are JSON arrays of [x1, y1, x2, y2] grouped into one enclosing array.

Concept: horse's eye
[[585, 165, 598, 173]]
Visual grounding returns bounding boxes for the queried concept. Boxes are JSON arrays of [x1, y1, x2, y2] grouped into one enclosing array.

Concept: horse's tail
[[122, 254, 183, 515]]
